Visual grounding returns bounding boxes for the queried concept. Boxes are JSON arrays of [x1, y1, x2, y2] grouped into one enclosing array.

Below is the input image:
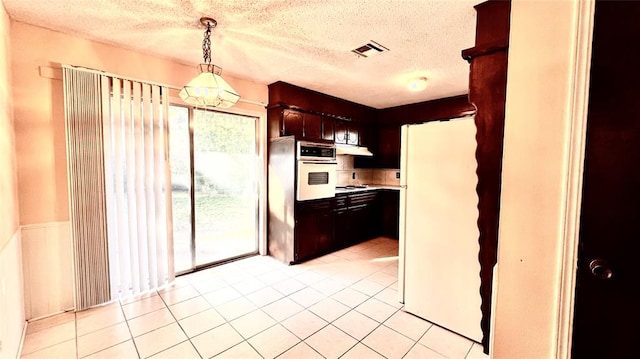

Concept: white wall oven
[[296, 141, 337, 201]]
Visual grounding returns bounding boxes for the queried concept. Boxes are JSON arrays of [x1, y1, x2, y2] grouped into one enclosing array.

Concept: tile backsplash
[[336, 155, 400, 186]]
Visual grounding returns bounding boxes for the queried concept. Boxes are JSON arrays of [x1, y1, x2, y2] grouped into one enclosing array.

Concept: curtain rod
[[61, 64, 267, 108]]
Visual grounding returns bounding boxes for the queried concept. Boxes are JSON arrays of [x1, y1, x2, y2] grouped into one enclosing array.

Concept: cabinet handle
[[350, 204, 367, 210]]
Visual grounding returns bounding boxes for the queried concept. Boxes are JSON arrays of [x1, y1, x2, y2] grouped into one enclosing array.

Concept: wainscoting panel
[[21, 222, 74, 319], [0, 229, 26, 358]]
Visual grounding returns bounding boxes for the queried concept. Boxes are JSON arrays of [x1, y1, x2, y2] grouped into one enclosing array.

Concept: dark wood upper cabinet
[[269, 108, 324, 141], [321, 116, 335, 141], [377, 125, 401, 169], [363, 94, 475, 169], [346, 122, 359, 145], [267, 83, 474, 170], [269, 81, 375, 121], [303, 113, 322, 140], [358, 122, 372, 147], [377, 95, 475, 126], [334, 120, 359, 145], [282, 109, 304, 138], [334, 121, 348, 144]]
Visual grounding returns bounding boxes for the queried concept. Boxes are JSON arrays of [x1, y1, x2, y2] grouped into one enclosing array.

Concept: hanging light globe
[[179, 17, 240, 108]]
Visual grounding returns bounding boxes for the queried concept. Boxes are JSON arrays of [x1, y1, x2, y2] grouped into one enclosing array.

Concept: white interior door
[[402, 118, 482, 342]]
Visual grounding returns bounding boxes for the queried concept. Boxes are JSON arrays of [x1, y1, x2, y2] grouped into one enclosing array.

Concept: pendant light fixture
[[179, 17, 240, 108]]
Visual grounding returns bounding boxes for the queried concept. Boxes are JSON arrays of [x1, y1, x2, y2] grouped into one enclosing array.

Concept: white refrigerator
[[397, 117, 482, 342]]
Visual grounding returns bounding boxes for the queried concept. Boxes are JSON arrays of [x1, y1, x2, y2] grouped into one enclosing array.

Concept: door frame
[[555, 1, 595, 357], [214, 105, 268, 257], [170, 104, 268, 275], [492, 0, 596, 357]]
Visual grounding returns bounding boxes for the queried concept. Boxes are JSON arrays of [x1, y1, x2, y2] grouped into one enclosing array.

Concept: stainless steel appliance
[[398, 117, 482, 342], [296, 141, 337, 201], [268, 137, 337, 264]]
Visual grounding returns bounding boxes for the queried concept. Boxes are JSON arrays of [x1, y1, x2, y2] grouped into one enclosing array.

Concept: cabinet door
[[335, 120, 348, 144], [295, 199, 333, 262], [282, 109, 304, 137], [354, 122, 378, 168], [316, 210, 333, 254], [322, 117, 335, 141], [378, 125, 401, 168], [349, 191, 379, 243], [294, 212, 317, 262], [333, 208, 350, 249], [303, 113, 322, 141], [357, 122, 371, 147], [346, 122, 359, 145], [380, 191, 400, 239], [348, 204, 368, 245]]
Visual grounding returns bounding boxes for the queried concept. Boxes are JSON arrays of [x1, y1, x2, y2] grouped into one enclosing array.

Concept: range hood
[[335, 143, 373, 156]]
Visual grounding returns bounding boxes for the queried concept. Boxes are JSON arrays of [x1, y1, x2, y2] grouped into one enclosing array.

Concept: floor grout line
[[20, 238, 483, 359], [155, 290, 192, 359]]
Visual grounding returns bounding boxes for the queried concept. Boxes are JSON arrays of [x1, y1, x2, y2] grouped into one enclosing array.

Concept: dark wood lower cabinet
[[294, 199, 333, 262], [293, 190, 387, 263], [334, 191, 379, 248], [315, 210, 333, 254], [379, 190, 400, 239], [332, 207, 350, 250]]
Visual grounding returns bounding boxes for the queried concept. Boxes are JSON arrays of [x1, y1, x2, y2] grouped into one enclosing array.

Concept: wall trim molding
[[20, 220, 70, 230], [555, 0, 596, 357], [0, 226, 20, 253], [21, 221, 74, 319]]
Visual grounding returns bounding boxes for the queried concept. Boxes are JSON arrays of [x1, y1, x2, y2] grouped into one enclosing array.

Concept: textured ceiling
[[2, 0, 478, 109]]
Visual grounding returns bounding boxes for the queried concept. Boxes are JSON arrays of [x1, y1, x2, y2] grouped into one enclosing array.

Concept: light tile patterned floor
[[20, 237, 489, 359]]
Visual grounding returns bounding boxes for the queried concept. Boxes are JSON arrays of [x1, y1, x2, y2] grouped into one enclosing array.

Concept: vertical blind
[[102, 76, 174, 297], [63, 66, 174, 309], [63, 68, 111, 310]]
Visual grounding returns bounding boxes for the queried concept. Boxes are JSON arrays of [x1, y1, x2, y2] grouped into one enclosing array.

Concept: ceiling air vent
[[351, 40, 389, 58]]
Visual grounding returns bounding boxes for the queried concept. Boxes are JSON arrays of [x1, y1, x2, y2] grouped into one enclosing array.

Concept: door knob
[[589, 259, 613, 280]]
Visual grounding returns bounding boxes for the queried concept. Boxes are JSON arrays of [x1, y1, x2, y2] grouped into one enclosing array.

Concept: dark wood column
[[461, 0, 511, 353]]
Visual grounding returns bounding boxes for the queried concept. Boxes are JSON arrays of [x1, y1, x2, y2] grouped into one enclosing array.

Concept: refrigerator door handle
[[398, 186, 408, 304], [399, 125, 409, 188], [397, 125, 410, 304]]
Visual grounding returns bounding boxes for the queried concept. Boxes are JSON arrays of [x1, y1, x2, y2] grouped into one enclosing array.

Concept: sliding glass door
[[169, 106, 259, 273], [168, 106, 192, 272], [192, 109, 258, 266]]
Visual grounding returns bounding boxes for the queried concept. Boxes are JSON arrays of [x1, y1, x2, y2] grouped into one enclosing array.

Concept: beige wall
[[492, 0, 589, 357], [0, 1, 18, 248], [10, 21, 268, 225], [0, 4, 26, 359]]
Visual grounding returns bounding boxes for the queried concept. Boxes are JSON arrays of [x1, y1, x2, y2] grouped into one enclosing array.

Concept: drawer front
[[349, 192, 378, 206], [334, 196, 348, 209], [296, 198, 332, 213]]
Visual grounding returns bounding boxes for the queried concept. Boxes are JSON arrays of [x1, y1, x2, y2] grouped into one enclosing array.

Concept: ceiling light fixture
[[408, 77, 428, 92], [179, 17, 240, 108]]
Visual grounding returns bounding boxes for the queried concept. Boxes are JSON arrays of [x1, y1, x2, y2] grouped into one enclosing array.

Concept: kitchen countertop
[[335, 184, 402, 194]]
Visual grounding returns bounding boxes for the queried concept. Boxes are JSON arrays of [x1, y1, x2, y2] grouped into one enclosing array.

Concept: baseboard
[[16, 322, 27, 358]]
